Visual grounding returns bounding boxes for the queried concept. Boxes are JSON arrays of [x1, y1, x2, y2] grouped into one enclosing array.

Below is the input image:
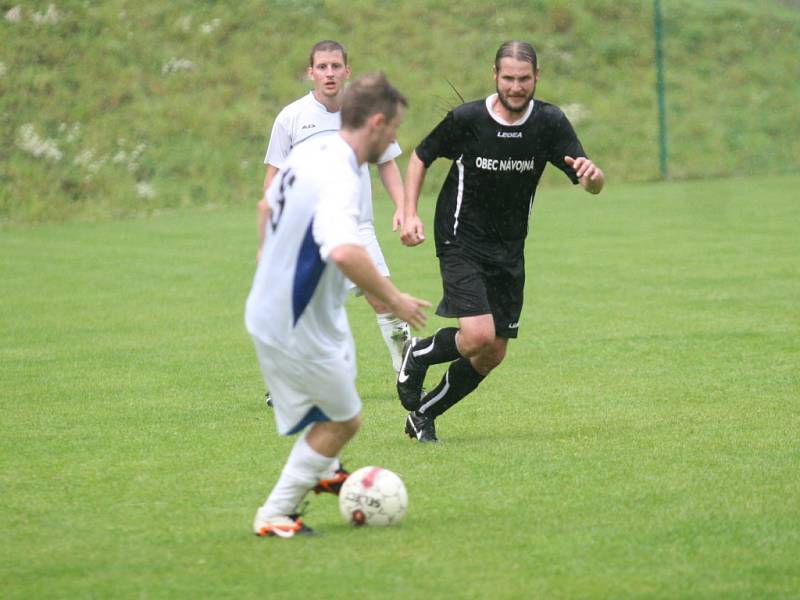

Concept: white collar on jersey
[[309, 91, 340, 114], [485, 94, 534, 126]]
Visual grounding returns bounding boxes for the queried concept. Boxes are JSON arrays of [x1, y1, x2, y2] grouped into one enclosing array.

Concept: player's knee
[[473, 347, 505, 374], [320, 413, 362, 440], [457, 330, 496, 357], [340, 413, 362, 438], [473, 338, 507, 372]]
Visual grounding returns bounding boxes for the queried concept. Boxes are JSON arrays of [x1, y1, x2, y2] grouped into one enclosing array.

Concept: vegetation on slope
[[1, 0, 798, 222]]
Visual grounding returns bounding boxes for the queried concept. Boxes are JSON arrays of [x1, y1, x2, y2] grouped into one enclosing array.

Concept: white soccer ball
[[339, 466, 408, 527]]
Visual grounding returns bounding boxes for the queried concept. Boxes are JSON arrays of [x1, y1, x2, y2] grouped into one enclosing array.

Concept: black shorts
[[435, 250, 524, 338]]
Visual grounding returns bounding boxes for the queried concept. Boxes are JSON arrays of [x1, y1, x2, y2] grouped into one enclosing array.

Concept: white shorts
[[348, 225, 390, 295], [252, 337, 362, 436]]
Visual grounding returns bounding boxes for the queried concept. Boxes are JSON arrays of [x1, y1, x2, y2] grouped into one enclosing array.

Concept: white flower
[[556, 50, 574, 64], [127, 143, 146, 171], [88, 156, 107, 174], [562, 103, 590, 125], [4, 6, 22, 22], [66, 123, 81, 143], [200, 18, 220, 34], [59, 122, 80, 142], [161, 58, 195, 75], [31, 4, 61, 24], [136, 182, 156, 199], [74, 148, 95, 168], [74, 147, 108, 174], [17, 124, 63, 161]]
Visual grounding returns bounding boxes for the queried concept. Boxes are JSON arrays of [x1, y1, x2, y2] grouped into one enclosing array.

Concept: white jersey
[[264, 91, 401, 226], [246, 134, 364, 359]]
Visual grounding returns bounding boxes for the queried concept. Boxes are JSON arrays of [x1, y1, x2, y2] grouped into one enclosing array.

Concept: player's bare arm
[[400, 151, 427, 247], [565, 156, 605, 195], [263, 164, 280, 194], [256, 165, 281, 262], [329, 243, 430, 329], [377, 159, 405, 232], [256, 199, 272, 263]]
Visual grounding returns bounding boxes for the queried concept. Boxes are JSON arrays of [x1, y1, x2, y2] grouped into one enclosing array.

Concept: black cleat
[[397, 338, 428, 411], [265, 392, 273, 408], [405, 411, 438, 443]]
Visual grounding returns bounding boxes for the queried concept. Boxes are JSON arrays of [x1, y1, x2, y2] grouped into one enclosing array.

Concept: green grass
[[2, 175, 799, 598], [2, 0, 800, 223]]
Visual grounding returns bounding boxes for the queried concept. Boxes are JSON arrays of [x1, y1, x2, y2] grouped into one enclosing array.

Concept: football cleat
[[405, 411, 438, 443], [312, 466, 350, 495], [253, 512, 314, 538], [265, 392, 273, 408], [396, 338, 429, 411], [390, 321, 411, 344]]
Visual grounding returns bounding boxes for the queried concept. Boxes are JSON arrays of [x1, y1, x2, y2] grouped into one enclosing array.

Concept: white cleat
[[253, 509, 313, 538]]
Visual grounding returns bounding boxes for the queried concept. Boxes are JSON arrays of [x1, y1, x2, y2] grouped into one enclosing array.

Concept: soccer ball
[[339, 466, 408, 527]]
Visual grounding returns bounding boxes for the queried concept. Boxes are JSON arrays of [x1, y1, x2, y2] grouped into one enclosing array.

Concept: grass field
[[2, 175, 799, 598]]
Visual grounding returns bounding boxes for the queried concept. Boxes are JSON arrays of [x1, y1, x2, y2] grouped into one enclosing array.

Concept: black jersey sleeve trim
[[545, 107, 586, 184], [415, 110, 463, 167]]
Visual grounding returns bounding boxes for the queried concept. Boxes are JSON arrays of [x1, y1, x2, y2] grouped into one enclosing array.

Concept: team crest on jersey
[[497, 131, 522, 138]]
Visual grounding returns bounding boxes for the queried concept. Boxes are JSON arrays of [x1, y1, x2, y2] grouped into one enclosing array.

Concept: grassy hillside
[[1, 0, 799, 223]]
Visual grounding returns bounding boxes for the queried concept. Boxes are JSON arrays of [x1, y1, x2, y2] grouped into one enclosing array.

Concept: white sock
[[259, 434, 338, 518], [376, 313, 410, 373]]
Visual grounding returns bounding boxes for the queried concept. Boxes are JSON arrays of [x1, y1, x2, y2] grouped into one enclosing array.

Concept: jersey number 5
[[269, 168, 295, 232]]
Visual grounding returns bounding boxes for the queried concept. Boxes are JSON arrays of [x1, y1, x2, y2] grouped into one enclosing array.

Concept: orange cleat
[[312, 467, 350, 495]]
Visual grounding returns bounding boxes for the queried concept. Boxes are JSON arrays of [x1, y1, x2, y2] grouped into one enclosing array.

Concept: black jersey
[[415, 97, 586, 263]]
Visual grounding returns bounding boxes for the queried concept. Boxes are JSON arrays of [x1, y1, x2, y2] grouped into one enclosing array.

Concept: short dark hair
[[494, 41, 538, 71], [309, 40, 348, 67], [340, 73, 408, 130]]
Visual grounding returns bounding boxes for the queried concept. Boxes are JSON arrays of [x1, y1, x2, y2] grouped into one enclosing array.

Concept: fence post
[[654, 0, 669, 179]]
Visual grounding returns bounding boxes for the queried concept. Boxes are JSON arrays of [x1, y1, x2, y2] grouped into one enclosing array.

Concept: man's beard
[[496, 84, 534, 115], [365, 143, 386, 164]]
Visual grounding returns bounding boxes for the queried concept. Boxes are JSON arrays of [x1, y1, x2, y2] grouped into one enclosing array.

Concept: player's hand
[[392, 207, 404, 232], [391, 293, 431, 330], [565, 156, 604, 193], [400, 215, 426, 247], [565, 156, 601, 180]]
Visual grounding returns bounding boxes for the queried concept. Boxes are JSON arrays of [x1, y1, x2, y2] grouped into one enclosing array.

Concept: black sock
[[413, 327, 461, 366], [417, 357, 486, 419]]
